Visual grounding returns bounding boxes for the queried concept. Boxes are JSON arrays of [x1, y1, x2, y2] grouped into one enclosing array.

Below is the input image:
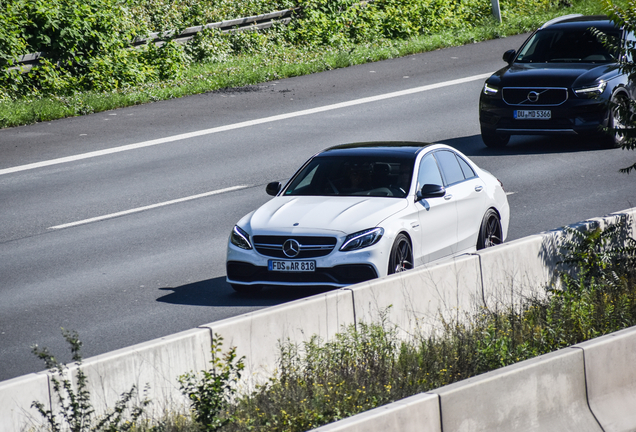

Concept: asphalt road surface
[[1, 33, 635, 381]]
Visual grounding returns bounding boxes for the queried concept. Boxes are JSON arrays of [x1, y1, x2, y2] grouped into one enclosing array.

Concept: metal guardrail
[[8, 8, 297, 73]]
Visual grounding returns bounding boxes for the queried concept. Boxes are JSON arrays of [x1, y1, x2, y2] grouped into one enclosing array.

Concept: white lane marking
[[48, 185, 250, 230], [1, 72, 493, 176], [506, 192, 516, 196]]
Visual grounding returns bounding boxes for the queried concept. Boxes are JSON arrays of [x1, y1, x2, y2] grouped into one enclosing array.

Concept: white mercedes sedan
[[226, 142, 509, 293]]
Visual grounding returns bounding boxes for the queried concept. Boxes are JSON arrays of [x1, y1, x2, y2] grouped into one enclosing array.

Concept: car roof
[[540, 15, 618, 32], [319, 141, 434, 158]]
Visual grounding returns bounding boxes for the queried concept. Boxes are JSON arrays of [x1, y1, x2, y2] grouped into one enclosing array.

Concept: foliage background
[[0, 0, 564, 100]]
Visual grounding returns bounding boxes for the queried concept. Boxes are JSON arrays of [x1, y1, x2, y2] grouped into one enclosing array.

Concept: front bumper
[[226, 236, 387, 288], [479, 95, 610, 136]]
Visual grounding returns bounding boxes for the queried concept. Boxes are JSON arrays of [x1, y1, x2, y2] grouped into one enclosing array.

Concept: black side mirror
[[266, 181, 282, 196], [416, 184, 446, 201], [502, 49, 516, 65]]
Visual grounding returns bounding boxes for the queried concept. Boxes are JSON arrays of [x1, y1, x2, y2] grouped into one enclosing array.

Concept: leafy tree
[[602, 0, 636, 173]]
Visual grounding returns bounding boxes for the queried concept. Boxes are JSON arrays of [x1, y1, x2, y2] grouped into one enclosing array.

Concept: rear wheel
[[481, 128, 510, 148], [477, 209, 503, 250], [231, 284, 262, 294], [388, 233, 413, 274]]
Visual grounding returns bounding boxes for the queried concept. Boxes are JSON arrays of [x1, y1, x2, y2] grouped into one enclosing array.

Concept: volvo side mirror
[[502, 49, 516, 65], [266, 181, 282, 196]]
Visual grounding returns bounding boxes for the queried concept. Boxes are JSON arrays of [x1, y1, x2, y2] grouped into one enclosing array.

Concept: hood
[[492, 63, 619, 88], [245, 196, 408, 235]]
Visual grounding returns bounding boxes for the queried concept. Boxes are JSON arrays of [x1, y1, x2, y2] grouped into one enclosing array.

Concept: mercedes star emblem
[[283, 239, 301, 258]]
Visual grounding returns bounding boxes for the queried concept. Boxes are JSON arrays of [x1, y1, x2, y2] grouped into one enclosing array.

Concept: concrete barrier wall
[[67, 328, 213, 419], [201, 289, 355, 390], [576, 326, 636, 432], [432, 348, 602, 432], [0, 373, 51, 432], [350, 254, 483, 338], [1, 208, 635, 431], [309, 393, 441, 432]]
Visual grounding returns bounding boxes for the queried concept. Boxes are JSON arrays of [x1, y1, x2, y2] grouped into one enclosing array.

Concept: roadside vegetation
[[0, 0, 611, 129], [31, 217, 636, 431]]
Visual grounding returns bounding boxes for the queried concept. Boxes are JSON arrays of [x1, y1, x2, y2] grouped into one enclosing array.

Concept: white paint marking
[[1, 72, 492, 177], [48, 185, 250, 230]]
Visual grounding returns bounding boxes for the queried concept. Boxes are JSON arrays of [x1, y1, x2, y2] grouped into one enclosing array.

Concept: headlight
[[482, 83, 499, 96], [340, 228, 384, 252], [574, 81, 607, 98], [230, 225, 252, 250]]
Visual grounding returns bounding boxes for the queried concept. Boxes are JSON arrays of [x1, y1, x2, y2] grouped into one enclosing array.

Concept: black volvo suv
[[479, 14, 635, 148]]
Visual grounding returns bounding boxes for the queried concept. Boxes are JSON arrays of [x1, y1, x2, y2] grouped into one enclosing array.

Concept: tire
[[231, 284, 262, 294], [481, 128, 510, 148], [477, 209, 503, 250], [600, 93, 627, 149], [388, 233, 414, 274]]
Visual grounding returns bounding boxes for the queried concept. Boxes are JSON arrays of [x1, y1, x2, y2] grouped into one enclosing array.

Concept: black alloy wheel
[[481, 128, 510, 148], [477, 209, 503, 250], [388, 233, 414, 274], [601, 93, 628, 149]]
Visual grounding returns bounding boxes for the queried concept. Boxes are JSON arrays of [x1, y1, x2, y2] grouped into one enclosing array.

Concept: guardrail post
[[491, 0, 502, 23]]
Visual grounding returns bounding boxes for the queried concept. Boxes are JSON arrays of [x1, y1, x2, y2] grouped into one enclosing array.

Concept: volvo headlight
[[482, 83, 499, 96], [230, 225, 252, 250], [574, 81, 607, 98], [340, 228, 384, 252]]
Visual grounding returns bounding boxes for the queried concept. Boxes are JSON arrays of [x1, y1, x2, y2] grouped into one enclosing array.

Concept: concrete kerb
[[431, 347, 603, 432], [70, 328, 213, 418], [309, 392, 441, 432], [0, 372, 51, 432], [200, 288, 355, 391], [348, 254, 483, 340], [575, 326, 636, 432]]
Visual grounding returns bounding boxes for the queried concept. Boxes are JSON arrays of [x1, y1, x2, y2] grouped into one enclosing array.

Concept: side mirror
[[266, 181, 282, 196], [502, 49, 516, 65], [416, 184, 446, 201]]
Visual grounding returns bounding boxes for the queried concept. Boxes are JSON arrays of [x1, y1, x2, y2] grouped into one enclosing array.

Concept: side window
[[435, 151, 465, 186], [416, 154, 444, 190], [457, 155, 476, 179]]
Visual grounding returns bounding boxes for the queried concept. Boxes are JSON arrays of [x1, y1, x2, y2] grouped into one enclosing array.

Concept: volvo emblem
[[282, 239, 301, 258], [527, 91, 540, 103]]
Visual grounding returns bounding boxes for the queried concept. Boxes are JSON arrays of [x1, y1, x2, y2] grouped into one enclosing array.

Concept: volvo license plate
[[514, 110, 551, 120], [268, 260, 316, 272]]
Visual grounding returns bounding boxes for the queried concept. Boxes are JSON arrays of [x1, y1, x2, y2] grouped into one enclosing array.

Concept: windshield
[[284, 155, 414, 198], [516, 27, 620, 63]]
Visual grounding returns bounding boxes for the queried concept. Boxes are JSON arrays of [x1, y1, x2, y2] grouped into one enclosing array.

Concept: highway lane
[[2, 32, 635, 381]]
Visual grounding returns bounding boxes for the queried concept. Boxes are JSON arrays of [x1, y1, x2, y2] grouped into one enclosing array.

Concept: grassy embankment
[[0, 0, 610, 129]]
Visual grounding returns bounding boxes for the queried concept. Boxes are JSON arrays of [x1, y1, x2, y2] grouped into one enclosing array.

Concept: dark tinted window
[[516, 28, 620, 63], [284, 155, 414, 198], [435, 151, 465, 186]]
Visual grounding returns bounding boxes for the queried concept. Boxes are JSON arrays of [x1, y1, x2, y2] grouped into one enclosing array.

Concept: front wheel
[[477, 209, 503, 250], [388, 233, 414, 274], [600, 93, 628, 149], [481, 128, 510, 148]]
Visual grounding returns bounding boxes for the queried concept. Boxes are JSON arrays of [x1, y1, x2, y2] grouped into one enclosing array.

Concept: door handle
[[444, 194, 453, 200], [475, 185, 484, 192]]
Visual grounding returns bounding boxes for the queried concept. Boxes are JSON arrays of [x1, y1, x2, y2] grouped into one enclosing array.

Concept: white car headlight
[[574, 81, 607, 98], [483, 82, 499, 96], [230, 225, 252, 250], [340, 228, 384, 252]]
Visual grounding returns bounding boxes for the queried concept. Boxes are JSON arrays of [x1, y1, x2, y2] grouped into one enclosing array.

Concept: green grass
[[0, 0, 607, 130]]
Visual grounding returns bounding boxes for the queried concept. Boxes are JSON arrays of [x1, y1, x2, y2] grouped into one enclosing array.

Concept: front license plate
[[514, 110, 551, 120], [268, 260, 316, 272]]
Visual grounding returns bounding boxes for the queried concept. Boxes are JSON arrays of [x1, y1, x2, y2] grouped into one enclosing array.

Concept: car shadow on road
[[156, 276, 336, 307], [438, 134, 613, 157]]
